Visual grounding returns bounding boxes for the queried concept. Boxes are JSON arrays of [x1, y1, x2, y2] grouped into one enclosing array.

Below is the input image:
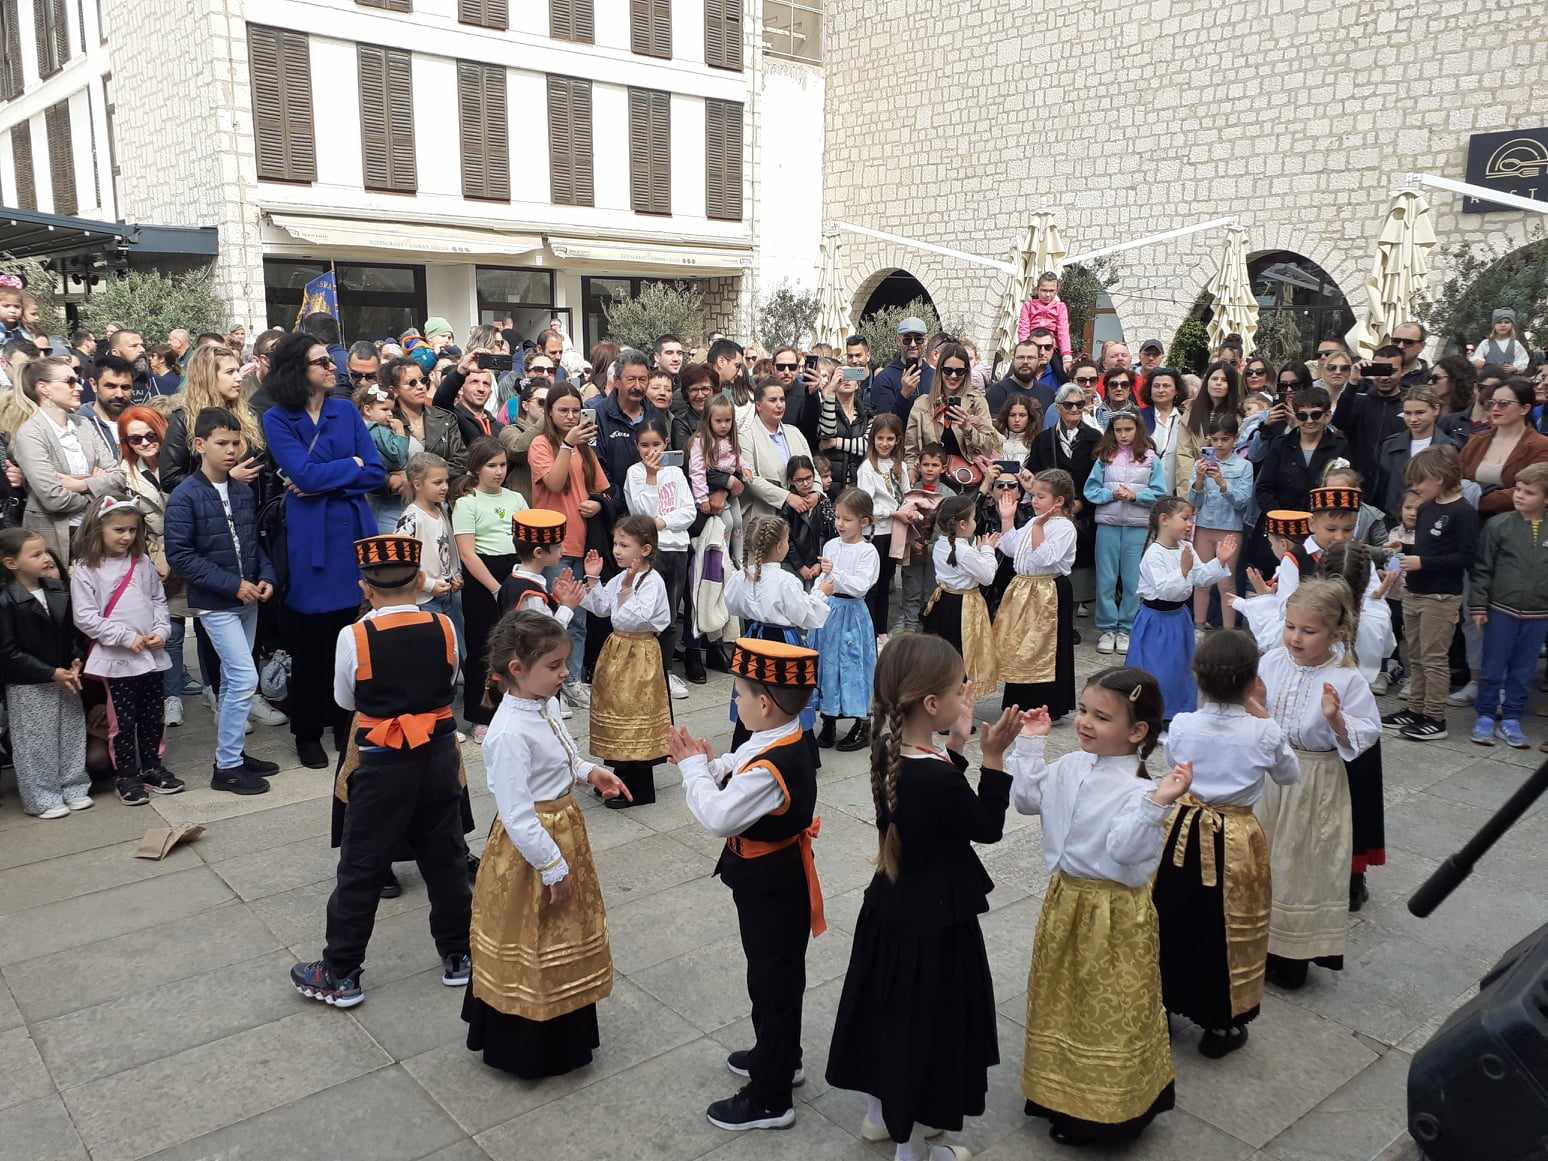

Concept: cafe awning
[[0, 205, 218, 261], [268, 214, 543, 260], [546, 235, 754, 274]]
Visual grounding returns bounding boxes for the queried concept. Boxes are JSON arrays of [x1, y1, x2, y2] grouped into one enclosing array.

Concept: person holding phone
[[819, 359, 870, 491], [625, 418, 696, 697], [1249, 386, 1348, 572], [871, 317, 932, 420], [1333, 346, 1407, 485], [903, 342, 1001, 481], [381, 356, 468, 531]]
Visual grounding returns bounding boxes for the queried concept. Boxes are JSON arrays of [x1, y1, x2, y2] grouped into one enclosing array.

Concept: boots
[[835, 720, 871, 752], [816, 715, 837, 749]]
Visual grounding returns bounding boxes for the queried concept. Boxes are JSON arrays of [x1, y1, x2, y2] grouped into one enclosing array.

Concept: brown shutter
[[1, 0, 25, 98], [458, 0, 505, 29], [384, 49, 416, 189], [357, 0, 411, 9], [248, 25, 316, 182], [705, 98, 742, 221], [627, 88, 669, 215], [44, 100, 75, 216], [547, 75, 593, 207], [11, 123, 35, 209], [481, 62, 509, 200], [51, 0, 67, 67], [551, 0, 593, 42], [704, 0, 741, 71], [359, 45, 416, 192], [631, 0, 670, 58], [458, 61, 508, 201]]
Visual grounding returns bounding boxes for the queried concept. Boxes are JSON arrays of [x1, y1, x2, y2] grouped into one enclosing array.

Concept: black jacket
[[1374, 426, 1463, 519], [1333, 384, 1407, 484], [0, 578, 83, 683], [1254, 428, 1351, 514], [1030, 422, 1101, 567], [164, 473, 275, 611], [592, 394, 662, 492], [987, 372, 1057, 417], [450, 403, 495, 451]]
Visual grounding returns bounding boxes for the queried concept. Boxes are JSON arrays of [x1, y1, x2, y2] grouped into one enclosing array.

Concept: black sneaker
[[816, 716, 837, 749], [726, 1049, 805, 1086], [296, 739, 329, 769], [211, 765, 271, 795], [1349, 871, 1369, 913], [705, 1086, 795, 1132], [441, 953, 471, 987], [115, 776, 148, 806], [684, 649, 708, 684], [1381, 708, 1420, 732], [466, 853, 480, 882], [242, 752, 280, 776], [1400, 716, 1449, 742], [141, 766, 186, 795], [290, 959, 364, 1008], [380, 869, 403, 899], [835, 721, 871, 752]]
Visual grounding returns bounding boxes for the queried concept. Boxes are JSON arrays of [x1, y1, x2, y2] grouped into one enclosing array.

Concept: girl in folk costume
[[464, 611, 633, 1078], [1124, 496, 1239, 720], [995, 469, 1078, 721], [920, 492, 1000, 693], [579, 515, 673, 807], [1153, 630, 1300, 1058], [826, 634, 1024, 1160], [1008, 668, 1193, 1146], [1254, 578, 1380, 990], [812, 489, 880, 753], [857, 413, 909, 640]]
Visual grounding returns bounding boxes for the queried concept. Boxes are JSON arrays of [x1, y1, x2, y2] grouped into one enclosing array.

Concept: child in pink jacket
[[1016, 272, 1073, 359]]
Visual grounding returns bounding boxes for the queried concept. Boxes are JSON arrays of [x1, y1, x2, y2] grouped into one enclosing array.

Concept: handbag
[[260, 418, 326, 597]]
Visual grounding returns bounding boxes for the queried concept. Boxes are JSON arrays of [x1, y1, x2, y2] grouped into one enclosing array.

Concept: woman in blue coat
[[261, 332, 385, 770]]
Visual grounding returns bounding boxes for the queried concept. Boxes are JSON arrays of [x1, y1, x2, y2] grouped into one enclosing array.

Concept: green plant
[[756, 280, 820, 351], [857, 299, 940, 367], [77, 266, 228, 344], [1253, 311, 1304, 367], [601, 280, 705, 352], [1165, 319, 1210, 375], [0, 256, 65, 336], [1416, 225, 1548, 350], [1059, 258, 1120, 356]]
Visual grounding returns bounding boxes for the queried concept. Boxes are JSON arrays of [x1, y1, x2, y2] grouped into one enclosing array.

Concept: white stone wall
[[822, 0, 1548, 352]]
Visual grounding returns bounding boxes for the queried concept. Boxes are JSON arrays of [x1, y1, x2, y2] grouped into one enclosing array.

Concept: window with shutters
[[627, 88, 670, 216], [357, 0, 411, 9], [546, 75, 593, 208], [1, 0, 23, 99], [103, 72, 119, 179], [457, 0, 507, 30], [44, 100, 74, 216], [704, 98, 742, 222], [703, 0, 741, 71], [11, 124, 35, 209], [248, 25, 317, 183], [35, 0, 68, 78], [630, 0, 670, 59], [457, 60, 509, 202], [551, 0, 593, 42], [763, 0, 821, 63], [358, 45, 416, 193]]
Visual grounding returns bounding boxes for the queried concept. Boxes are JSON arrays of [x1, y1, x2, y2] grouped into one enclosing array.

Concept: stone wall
[[823, 0, 1548, 353]]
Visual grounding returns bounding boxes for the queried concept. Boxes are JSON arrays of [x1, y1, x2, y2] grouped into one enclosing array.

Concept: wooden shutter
[[704, 98, 742, 221], [458, 0, 506, 29], [1, 0, 23, 99], [11, 123, 35, 209], [35, 0, 67, 77], [546, 75, 592, 207], [44, 100, 74, 215], [704, 0, 741, 71], [357, 0, 411, 9], [458, 60, 509, 201], [630, 0, 670, 58], [248, 25, 316, 182], [551, 0, 593, 42], [358, 44, 416, 192], [628, 88, 669, 215]]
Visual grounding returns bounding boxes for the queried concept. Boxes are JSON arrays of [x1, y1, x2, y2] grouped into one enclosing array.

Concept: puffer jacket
[[164, 472, 274, 611]]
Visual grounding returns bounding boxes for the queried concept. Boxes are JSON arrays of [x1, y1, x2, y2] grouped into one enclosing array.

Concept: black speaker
[[1408, 920, 1548, 1160]]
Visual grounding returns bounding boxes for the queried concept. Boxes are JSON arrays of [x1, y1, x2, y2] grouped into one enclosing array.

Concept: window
[[458, 0, 506, 30], [264, 260, 427, 342], [704, 98, 742, 221], [704, 0, 741, 71], [1, 0, 23, 99], [248, 25, 316, 183], [476, 268, 570, 340], [630, 0, 670, 59], [547, 75, 593, 208], [582, 275, 699, 351], [34, 0, 68, 78], [763, 0, 821, 63], [10, 123, 35, 209], [457, 60, 509, 202], [551, 0, 593, 43], [45, 100, 74, 216], [628, 88, 670, 216], [358, 45, 416, 193], [358, 0, 411, 9]]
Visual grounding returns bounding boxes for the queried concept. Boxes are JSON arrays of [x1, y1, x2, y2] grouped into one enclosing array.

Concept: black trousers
[[324, 734, 471, 977], [105, 671, 164, 774], [733, 868, 811, 1111], [287, 606, 357, 749], [867, 533, 897, 635], [463, 552, 517, 727], [657, 549, 689, 670]]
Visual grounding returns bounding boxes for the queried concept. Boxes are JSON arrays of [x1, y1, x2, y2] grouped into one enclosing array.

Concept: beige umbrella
[[1346, 188, 1436, 359], [813, 233, 849, 350], [993, 211, 1067, 365], [1204, 224, 1259, 357]]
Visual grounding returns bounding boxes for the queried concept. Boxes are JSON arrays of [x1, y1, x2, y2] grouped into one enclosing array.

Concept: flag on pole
[[295, 270, 339, 327]]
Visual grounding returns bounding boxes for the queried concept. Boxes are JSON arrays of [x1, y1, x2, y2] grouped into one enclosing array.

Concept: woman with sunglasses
[[1459, 378, 1548, 520], [903, 342, 1001, 482], [377, 356, 467, 533], [1241, 356, 1273, 401], [1424, 356, 1477, 443], [1249, 385, 1348, 569], [1031, 381, 1102, 620]]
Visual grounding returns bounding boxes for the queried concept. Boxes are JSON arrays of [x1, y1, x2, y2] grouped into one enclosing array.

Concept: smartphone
[[581, 407, 599, 430], [1366, 362, 1394, 377], [476, 352, 513, 373], [996, 459, 1023, 477], [903, 356, 920, 371], [947, 396, 963, 410], [1385, 554, 1403, 574], [660, 450, 684, 469], [1202, 447, 1217, 463], [804, 353, 819, 371], [840, 366, 867, 382]]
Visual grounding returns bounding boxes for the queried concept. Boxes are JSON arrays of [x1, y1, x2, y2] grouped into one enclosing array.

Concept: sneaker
[[1116, 631, 1131, 654], [1382, 708, 1420, 732], [210, 765, 271, 795], [1096, 631, 1116, 655], [248, 698, 289, 727], [65, 796, 93, 811], [296, 739, 329, 769], [380, 869, 402, 898], [1498, 719, 1531, 749], [667, 673, 690, 701], [290, 960, 364, 1008], [179, 672, 204, 695], [704, 1087, 795, 1132], [142, 766, 186, 795], [1400, 715, 1449, 742], [726, 1049, 804, 1087], [1471, 716, 1498, 746], [1446, 681, 1477, 707], [860, 1116, 942, 1143], [441, 953, 471, 987], [34, 804, 71, 820], [816, 716, 837, 749], [684, 649, 708, 684], [1369, 670, 1390, 696], [164, 696, 184, 727], [562, 682, 592, 708], [242, 752, 281, 775], [1077, 602, 1091, 618], [116, 777, 148, 806]]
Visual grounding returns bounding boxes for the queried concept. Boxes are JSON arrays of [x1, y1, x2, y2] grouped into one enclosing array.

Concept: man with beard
[[78, 355, 134, 457], [988, 334, 1058, 414]]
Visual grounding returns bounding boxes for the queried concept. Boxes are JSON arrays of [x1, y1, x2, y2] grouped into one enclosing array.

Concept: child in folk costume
[[1255, 578, 1380, 991], [826, 634, 1024, 1160], [1009, 668, 1192, 1146], [813, 489, 881, 753], [1153, 630, 1299, 1058], [671, 639, 828, 1132], [1124, 496, 1239, 720], [463, 611, 632, 1078], [920, 493, 1000, 694], [995, 469, 1078, 721], [580, 515, 673, 808], [292, 535, 472, 1010], [498, 509, 586, 621]]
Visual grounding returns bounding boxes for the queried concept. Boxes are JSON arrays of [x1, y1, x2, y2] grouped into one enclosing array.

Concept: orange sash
[[357, 706, 453, 749], [726, 818, 827, 937]]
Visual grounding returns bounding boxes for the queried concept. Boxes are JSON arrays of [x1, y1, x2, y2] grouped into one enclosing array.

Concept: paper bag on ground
[[134, 824, 205, 861]]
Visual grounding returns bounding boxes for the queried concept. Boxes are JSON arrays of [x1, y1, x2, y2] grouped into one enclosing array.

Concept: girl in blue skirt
[[1125, 496, 1239, 721], [812, 490, 881, 752]]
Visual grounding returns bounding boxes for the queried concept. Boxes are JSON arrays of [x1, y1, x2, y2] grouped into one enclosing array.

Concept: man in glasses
[[988, 332, 1058, 414], [1390, 321, 1429, 387], [872, 316, 932, 420], [346, 341, 381, 396], [1337, 342, 1409, 483]]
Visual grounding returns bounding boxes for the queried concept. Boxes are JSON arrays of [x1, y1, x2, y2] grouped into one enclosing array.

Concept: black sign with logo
[[1463, 127, 1548, 213]]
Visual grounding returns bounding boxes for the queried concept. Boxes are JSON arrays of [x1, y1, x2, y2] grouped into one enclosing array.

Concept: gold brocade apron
[[922, 585, 999, 690], [1255, 748, 1352, 961], [994, 573, 1058, 683], [1165, 795, 1270, 1018], [1022, 872, 1174, 1124], [469, 793, 614, 1021], [588, 631, 671, 761]]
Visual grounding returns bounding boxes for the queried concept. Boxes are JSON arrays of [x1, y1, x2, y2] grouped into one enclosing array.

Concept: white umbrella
[[1346, 188, 1436, 359], [993, 211, 1067, 365], [1204, 224, 1258, 357], [813, 233, 849, 350]]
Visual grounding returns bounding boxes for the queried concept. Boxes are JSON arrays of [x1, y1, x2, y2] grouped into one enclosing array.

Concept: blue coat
[[871, 359, 934, 420], [262, 397, 385, 614], [164, 473, 275, 611]]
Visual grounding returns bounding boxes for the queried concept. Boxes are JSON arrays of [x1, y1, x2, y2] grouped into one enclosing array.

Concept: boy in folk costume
[[670, 639, 826, 1133], [291, 535, 472, 1009], [498, 509, 585, 621]]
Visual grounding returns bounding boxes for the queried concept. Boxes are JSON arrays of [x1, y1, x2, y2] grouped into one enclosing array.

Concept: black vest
[[498, 573, 553, 616], [352, 612, 457, 722], [714, 729, 818, 891]]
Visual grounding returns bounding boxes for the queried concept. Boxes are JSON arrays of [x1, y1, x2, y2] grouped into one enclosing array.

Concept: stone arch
[[1180, 243, 1354, 361], [1429, 228, 1548, 352], [850, 266, 936, 320]]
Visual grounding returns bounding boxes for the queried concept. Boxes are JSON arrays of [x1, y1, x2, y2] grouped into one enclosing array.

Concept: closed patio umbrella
[[813, 233, 850, 351], [1204, 223, 1259, 357], [1345, 188, 1436, 359], [993, 211, 1067, 366]]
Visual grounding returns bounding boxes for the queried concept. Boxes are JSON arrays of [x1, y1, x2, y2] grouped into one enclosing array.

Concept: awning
[[547, 235, 754, 274], [268, 214, 543, 260], [0, 206, 218, 261]]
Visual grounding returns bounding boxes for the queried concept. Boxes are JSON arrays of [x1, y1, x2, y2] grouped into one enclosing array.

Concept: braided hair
[[1317, 538, 1371, 650], [744, 514, 789, 582], [1083, 666, 1164, 778], [1144, 494, 1194, 552], [931, 493, 977, 569]]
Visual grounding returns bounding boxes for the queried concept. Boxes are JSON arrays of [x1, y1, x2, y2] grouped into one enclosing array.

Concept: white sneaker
[[1370, 671, 1390, 696], [860, 1117, 942, 1142], [1077, 603, 1091, 618], [1447, 681, 1477, 707], [248, 698, 289, 726], [164, 696, 184, 727], [562, 682, 592, 708], [65, 796, 93, 811], [1096, 632, 1116, 654], [1116, 632, 1131, 654], [667, 673, 690, 701], [35, 805, 70, 820]]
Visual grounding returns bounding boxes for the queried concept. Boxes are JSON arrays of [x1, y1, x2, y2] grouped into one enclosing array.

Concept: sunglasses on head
[[1295, 409, 1326, 422]]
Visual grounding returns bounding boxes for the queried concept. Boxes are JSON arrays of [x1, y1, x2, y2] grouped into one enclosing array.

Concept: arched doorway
[[859, 269, 934, 319], [1190, 251, 1353, 362]]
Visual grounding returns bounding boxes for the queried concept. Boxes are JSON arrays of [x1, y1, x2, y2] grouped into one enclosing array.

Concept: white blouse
[[507, 567, 574, 630], [724, 563, 830, 630], [1007, 737, 1171, 888], [624, 463, 697, 553], [483, 694, 598, 885], [820, 537, 880, 598], [1258, 646, 1380, 761], [857, 458, 909, 524], [579, 568, 671, 632], [931, 535, 998, 589], [999, 515, 1076, 577], [1164, 703, 1300, 807], [1137, 541, 1230, 602], [1231, 560, 1395, 684], [680, 722, 800, 837]]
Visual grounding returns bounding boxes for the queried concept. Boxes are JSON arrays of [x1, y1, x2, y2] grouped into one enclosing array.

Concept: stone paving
[[2, 635, 1543, 1161]]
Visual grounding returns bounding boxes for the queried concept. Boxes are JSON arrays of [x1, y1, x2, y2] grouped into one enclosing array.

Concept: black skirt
[[1025, 1083, 1176, 1145], [462, 991, 600, 1079], [1003, 574, 1076, 719], [1346, 740, 1386, 874], [825, 881, 998, 1141]]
